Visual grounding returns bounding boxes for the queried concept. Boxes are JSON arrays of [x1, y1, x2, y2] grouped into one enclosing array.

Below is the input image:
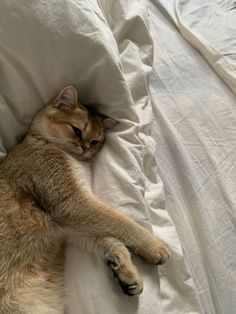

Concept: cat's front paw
[[154, 242, 170, 265], [139, 237, 170, 265], [106, 252, 143, 296]]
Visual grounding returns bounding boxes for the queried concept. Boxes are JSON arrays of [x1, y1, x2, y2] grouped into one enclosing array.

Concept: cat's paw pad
[[106, 254, 143, 296], [107, 259, 120, 272], [118, 280, 143, 296]]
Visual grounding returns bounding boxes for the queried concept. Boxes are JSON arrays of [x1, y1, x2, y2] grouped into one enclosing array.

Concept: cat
[[0, 86, 170, 314]]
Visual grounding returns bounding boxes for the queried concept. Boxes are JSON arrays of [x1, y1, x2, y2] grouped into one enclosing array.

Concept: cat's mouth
[[80, 151, 92, 160], [68, 145, 92, 160], [53, 140, 92, 161], [72, 145, 83, 155]]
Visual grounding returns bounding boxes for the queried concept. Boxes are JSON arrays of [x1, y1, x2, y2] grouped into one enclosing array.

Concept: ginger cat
[[0, 86, 170, 314]]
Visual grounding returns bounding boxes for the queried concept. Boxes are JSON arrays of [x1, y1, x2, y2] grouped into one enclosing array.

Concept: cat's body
[[0, 86, 169, 314]]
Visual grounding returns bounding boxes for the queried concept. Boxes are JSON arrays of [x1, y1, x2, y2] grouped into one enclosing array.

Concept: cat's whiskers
[[88, 156, 97, 169]]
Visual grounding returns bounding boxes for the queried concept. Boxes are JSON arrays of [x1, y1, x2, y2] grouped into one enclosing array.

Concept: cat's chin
[[75, 154, 92, 161]]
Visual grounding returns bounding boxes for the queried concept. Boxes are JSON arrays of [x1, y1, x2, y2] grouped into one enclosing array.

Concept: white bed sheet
[[148, 1, 236, 313]]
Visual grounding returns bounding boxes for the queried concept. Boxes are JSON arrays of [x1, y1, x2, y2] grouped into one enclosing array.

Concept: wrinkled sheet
[[148, 1, 236, 313], [0, 1, 179, 313]]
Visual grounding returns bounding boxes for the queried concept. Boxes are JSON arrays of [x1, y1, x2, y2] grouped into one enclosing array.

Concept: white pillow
[[0, 0, 148, 158]]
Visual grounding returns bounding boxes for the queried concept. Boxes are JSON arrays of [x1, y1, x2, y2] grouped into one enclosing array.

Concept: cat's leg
[[96, 236, 143, 296], [33, 158, 170, 265], [60, 189, 170, 265], [69, 235, 143, 295]]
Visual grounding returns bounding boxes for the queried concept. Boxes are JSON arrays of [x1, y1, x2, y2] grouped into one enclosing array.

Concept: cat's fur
[[0, 86, 170, 314]]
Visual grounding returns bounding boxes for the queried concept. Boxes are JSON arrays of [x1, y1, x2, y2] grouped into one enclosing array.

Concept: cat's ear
[[101, 116, 118, 129], [55, 86, 78, 109]]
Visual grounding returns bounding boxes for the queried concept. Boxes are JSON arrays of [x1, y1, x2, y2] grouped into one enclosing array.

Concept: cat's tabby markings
[[0, 86, 170, 314]]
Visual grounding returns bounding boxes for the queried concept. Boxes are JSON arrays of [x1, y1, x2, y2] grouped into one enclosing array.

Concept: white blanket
[[0, 1, 175, 313], [148, 1, 236, 313]]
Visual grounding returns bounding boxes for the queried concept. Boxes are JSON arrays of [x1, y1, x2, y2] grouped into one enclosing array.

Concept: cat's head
[[32, 86, 116, 160]]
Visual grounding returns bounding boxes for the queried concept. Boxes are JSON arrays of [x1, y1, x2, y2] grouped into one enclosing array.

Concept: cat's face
[[33, 86, 116, 160]]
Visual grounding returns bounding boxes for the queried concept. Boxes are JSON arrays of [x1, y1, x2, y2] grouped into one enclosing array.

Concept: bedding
[[1, 0, 235, 313], [148, 1, 236, 313]]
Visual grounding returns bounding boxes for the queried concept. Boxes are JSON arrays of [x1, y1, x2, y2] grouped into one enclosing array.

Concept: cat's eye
[[72, 126, 82, 139], [91, 140, 99, 146]]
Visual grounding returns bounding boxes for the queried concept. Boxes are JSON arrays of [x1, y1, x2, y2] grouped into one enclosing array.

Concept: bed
[[0, 0, 235, 313]]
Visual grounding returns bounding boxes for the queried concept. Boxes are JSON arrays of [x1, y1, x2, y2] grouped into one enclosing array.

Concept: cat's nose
[[82, 143, 90, 151]]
